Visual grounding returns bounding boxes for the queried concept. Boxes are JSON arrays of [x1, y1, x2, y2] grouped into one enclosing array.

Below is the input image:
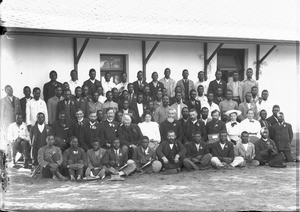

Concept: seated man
[[234, 131, 260, 166], [156, 130, 186, 173], [210, 131, 244, 169], [118, 114, 143, 159], [206, 110, 226, 143], [7, 114, 30, 167], [102, 138, 136, 177], [85, 139, 107, 179], [132, 136, 162, 173], [183, 132, 212, 171], [37, 135, 68, 181], [254, 127, 286, 167], [63, 136, 87, 181]]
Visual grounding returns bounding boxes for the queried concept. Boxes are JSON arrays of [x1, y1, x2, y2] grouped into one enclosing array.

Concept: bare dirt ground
[[2, 140, 300, 211]]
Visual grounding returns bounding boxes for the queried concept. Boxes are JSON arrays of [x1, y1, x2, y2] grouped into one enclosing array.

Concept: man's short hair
[[75, 86, 82, 91], [251, 86, 258, 90], [37, 112, 45, 117], [49, 70, 57, 76], [33, 87, 40, 93], [89, 69, 96, 74], [58, 111, 66, 116], [189, 108, 197, 114], [193, 131, 202, 136], [246, 109, 254, 114], [75, 108, 84, 114], [211, 109, 219, 116], [182, 69, 188, 74], [164, 68, 171, 72], [272, 105, 280, 110], [241, 131, 249, 136], [69, 136, 78, 142], [137, 70, 143, 76], [167, 130, 176, 136], [260, 127, 269, 134], [246, 68, 253, 72], [23, 86, 30, 92], [141, 136, 149, 141], [106, 107, 114, 114], [189, 89, 197, 95]]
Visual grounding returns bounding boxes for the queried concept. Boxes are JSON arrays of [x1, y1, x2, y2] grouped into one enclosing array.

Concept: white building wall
[[0, 35, 299, 131]]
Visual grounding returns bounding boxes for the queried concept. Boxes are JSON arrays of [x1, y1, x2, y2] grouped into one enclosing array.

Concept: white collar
[[90, 79, 95, 83]]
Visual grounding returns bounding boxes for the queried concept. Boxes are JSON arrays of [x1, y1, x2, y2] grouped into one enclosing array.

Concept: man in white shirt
[[26, 87, 48, 130], [240, 109, 261, 143], [201, 92, 220, 120], [257, 90, 272, 118], [102, 72, 117, 95], [159, 68, 176, 97], [194, 71, 209, 95], [116, 72, 128, 93], [7, 114, 30, 167], [196, 85, 208, 106], [227, 71, 243, 105], [68, 70, 82, 95]]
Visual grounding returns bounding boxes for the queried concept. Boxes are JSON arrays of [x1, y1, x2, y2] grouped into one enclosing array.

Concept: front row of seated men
[[37, 126, 287, 181]]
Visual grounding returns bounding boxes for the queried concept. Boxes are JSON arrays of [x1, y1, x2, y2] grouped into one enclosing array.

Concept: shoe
[[56, 172, 69, 181], [53, 175, 60, 181]]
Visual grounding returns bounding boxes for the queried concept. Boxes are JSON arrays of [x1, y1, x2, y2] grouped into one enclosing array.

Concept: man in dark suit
[[99, 107, 119, 149], [266, 105, 280, 126], [210, 131, 244, 169], [83, 112, 101, 151], [156, 130, 186, 173], [178, 107, 190, 127], [208, 70, 227, 98], [160, 108, 183, 143], [148, 72, 164, 99], [102, 138, 136, 176], [71, 109, 90, 151], [120, 99, 137, 124], [254, 127, 286, 167], [206, 110, 226, 143], [259, 109, 270, 130], [183, 132, 212, 170], [82, 68, 102, 96], [43, 70, 63, 103], [52, 111, 72, 152], [56, 89, 78, 123], [129, 93, 147, 123], [184, 89, 201, 119], [133, 71, 148, 95], [270, 112, 294, 162], [20, 86, 32, 123], [176, 69, 194, 101], [183, 109, 207, 144], [127, 83, 137, 103], [74, 86, 89, 118], [212, 87, 225, 105]]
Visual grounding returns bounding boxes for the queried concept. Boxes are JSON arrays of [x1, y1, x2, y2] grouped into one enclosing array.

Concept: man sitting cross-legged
[[156, 130, 186, 174], [37, 135, 68, 181], [234, 131, 260, 167], [102, 138, 136, 178], [254, 127, 286, 168], [85, 139, 107, 179], [183, 132, 212, 171], [63, 136, 87, 181], [132, 136, 162, 173], [210, 131, 244, 169]]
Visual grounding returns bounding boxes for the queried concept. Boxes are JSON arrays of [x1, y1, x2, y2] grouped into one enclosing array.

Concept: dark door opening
[[100, 54, 127, 84], [217, 49, 245, 83]]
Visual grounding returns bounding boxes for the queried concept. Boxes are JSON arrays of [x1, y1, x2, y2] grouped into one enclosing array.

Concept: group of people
[[0, 67, 296, 181]]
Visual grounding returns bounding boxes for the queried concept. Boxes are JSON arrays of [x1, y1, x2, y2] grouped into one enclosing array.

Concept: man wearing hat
[[254, 127, 286, 167], [225, 109, 242, 145], [234, 131, 259, 166], [38, 135, 68, 180], [183, 132, 212, 170], [132, 136, 162, 173], [270, 112, 294, 162], [156, 130, 186, 173], [240, 109, 261, 143]]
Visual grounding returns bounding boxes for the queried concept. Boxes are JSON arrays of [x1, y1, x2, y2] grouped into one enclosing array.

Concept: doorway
[[217, 49, 245, 83]]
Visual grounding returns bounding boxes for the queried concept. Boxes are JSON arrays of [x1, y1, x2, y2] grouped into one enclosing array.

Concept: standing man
[[71, 109, 89, 151], [159, 68, 176, 97], [251, 86, 260, 103], [154, 95, 171, 124], [102, 91, 118, 113], [219, 90, 239, 114], [68, 70, 82, 95], [84, 112, 101, 151], [47, 86, 64, 125], [26, 87, 48, 130], [74, 86, 89, 118], [20, 86, 32, 124], [170, 92, 187, 120], [266, 105, 280, 126], [82, 68, 102, 96], [102, 72, 117, 95], [270, 112, 294, 162], [176, 69, 194, 101], [242, 68, 259, 102], [194, 71, 209, 95], [133, 71, 148, 94], [196, 85, 208, 107], [156, 130, 186, 173], [201, 92, 220, 120], [116, 72, 128, 93], [208, 70, 227, 98], [43, 70, 63, 103], [238, 92, 259, 121], [149, 72, 164, 100], [52, 111, 72, 152], [257, 90, 272, 119], [56, 89, 78, 123], [129, 92, 146, 124], [227, 71, 243, 105], [184, 89, 202, 119]]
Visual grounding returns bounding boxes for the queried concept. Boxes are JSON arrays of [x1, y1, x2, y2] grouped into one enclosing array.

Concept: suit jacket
[[227, 81, 243, 99], [184, 99, 201, 118], [86, 148, 106, 169], [183, 119, 207, 143], [63, 147, 87, 167], [0, 96, 22, 127], [133, 146, 157, 167], [159, 119, 183, 142], [266, 115, 278, 126], [159, 77, 176, 97], [129, 102, 147, 123], [234, 142, 256, 160], [208, 79, 227, 97], [270, 122, 293, 150], [102, 148, 128, 168], [52, 120, 73, 144], [83, 79, 102, 96], [176, 79, 194, 101], [56, 99, 79, 121], [71, 118, 90, 151], [83, 122, 101, 150], [148, 81, 164, 99], [259, 119, 271, 131], [238, 102, 258, 120], [185, 141, 210, 159], [20, 96, 32, 123], [212, 96, 224, 105], [43, 81, 63, 103], [99, 120, 119, 148], [75, 97, 89, 118], [156, 140, 186, 163], [210, 141, 235, 161], [254, 138, 278, 160], [118, 123, 143, 146], [206, 120, 226, 135], [133, 80, 148, 94]]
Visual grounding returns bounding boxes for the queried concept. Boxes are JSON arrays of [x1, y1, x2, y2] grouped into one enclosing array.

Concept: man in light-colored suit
[[176, 69, 194, 101], [159, 68, 176, 98], [227, 71, 243, 105]]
